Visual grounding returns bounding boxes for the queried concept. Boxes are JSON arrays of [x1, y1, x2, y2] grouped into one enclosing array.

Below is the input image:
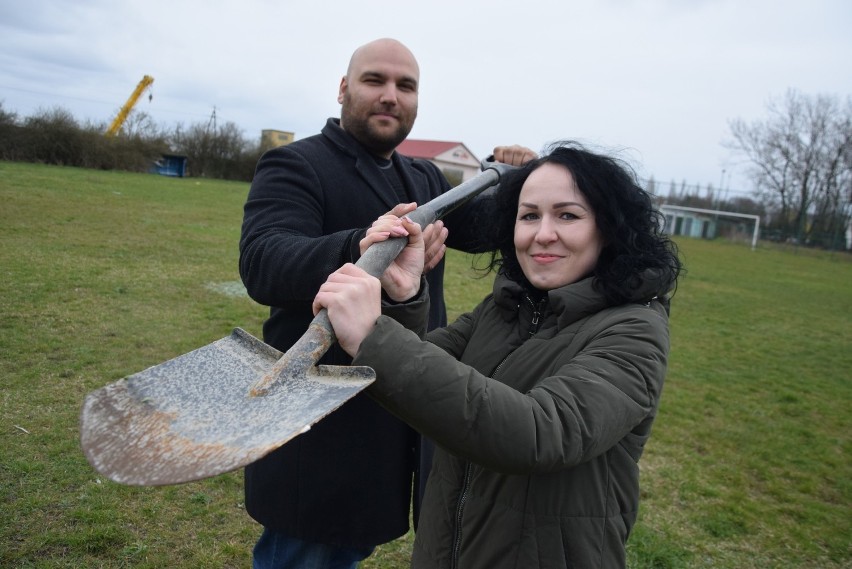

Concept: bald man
[[239, 38, 534, 568]]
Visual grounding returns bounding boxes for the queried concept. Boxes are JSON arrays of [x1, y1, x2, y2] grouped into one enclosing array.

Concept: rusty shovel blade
[[80, 328, 374, 485], [80, 161, 513, 486]]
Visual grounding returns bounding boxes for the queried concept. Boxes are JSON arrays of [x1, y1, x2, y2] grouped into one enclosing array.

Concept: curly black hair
[[481, 141, 682, 305]]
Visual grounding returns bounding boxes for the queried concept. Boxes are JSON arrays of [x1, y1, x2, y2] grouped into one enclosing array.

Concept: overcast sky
[[1, 0, 850, 196]]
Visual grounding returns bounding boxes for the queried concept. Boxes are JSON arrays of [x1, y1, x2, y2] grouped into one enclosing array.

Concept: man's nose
[[379, 85, 398, 104]]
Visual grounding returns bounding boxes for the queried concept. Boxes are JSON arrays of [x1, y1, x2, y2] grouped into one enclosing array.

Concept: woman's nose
[[534, 218, 557, 243]]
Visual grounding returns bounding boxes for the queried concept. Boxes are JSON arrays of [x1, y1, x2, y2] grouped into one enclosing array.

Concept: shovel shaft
[[250, 162, 510, 396], [352, 164, 503, 279]]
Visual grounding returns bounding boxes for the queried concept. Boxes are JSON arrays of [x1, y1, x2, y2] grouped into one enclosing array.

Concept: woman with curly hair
[[313, 141, 683, 569]]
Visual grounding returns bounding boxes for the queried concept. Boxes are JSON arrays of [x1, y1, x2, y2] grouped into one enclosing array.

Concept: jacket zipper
[[525, 294, 547, 338], [450, 294, 545, 567], [451, 350, 510, 567], [451, 463, 473, 569]]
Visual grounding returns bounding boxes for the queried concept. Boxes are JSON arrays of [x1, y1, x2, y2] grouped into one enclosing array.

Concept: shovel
[[80, 159, 514, 486]]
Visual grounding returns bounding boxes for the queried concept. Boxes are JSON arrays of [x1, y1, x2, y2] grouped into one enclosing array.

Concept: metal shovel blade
[[80, 328, 374, 485], [80, 161, 513, 486]]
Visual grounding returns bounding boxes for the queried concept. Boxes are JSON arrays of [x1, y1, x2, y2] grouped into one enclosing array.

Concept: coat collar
[[321, 118, 431, 210], [493, 274, 606, 331], [493, 269, 666, 332]]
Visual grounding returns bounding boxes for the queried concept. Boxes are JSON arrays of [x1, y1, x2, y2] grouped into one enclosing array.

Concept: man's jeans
[[252, 527, 375, 569]]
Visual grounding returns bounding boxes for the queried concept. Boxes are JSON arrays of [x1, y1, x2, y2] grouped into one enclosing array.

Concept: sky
[[1, 0, 850, 197]]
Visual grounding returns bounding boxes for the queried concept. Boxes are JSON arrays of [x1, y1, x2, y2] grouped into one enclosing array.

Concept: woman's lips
[[532, 254, 562, 263]]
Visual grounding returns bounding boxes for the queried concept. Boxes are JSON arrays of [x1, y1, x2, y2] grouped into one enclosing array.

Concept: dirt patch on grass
[[204, 281, 248, 298]]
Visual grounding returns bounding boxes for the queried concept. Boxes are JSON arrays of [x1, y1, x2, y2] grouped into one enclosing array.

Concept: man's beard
[[341, 96, 415, 156]]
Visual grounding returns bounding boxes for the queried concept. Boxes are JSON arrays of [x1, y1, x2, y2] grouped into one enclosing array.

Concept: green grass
[[635, 239, 852, 567], [1, 162, 850, 568]]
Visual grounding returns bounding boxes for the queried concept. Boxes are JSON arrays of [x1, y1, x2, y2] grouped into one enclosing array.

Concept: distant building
[[396, 139, 480, 186], [261, 129, 295, 152], [660, 205, 717, 239], [660, 204, 762, 249]]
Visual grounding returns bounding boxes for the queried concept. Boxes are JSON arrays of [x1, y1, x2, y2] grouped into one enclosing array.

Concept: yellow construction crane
[[105, 75, 154, 136]]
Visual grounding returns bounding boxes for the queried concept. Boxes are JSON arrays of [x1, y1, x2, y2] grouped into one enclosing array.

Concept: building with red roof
[[395, 139, 481, 186]]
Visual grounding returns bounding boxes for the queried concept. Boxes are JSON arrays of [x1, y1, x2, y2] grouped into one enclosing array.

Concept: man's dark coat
[[239, 118, 483, 547]]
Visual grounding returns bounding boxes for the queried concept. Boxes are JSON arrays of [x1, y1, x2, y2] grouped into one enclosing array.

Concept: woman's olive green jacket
[[354, 272, 671, 569]]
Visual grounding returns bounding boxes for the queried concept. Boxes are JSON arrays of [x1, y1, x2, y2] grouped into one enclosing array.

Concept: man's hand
[[422, 219, 448, 273], [359, 206, 425, 301], [493, 144, 537, 166]]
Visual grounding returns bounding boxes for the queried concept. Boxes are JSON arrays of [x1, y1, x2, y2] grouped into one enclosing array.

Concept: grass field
[[1, 162, 850, 568]]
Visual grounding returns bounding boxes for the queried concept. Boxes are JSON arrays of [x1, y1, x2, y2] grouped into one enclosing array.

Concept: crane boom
[[105, 75, 154, 136]]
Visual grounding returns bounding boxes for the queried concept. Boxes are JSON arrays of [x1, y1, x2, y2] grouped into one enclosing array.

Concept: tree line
[[0, 102, 262, 182], [727, 90, 851, 249], [644, 89, 849, 250], [1, 90, 849, 250]]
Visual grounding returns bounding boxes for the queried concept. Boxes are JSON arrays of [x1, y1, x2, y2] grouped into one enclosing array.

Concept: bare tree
[[170, 120, 260, 180], [727, 90, 852, 246], [0, 101, 17, 126], [121, 110, 163, 140]]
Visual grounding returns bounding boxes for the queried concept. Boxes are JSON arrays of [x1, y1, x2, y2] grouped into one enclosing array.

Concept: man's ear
[[337, 76, 347, 104]]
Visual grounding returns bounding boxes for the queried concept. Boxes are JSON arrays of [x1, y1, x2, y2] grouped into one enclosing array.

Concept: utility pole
[[207, 106, 217, 134]]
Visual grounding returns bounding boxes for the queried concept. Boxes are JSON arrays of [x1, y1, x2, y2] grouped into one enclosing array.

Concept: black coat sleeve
[[239, 146, 362, 307]]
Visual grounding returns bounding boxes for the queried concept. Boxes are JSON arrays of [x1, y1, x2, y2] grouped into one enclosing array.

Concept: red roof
[[396, 139, 464, 159]]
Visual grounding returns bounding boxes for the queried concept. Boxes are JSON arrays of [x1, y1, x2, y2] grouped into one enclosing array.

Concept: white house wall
[[435, 145, 480, 181]]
